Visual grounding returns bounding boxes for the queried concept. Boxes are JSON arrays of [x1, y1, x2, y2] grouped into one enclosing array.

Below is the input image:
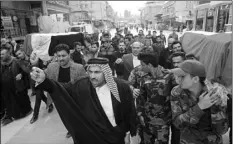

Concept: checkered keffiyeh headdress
[[87, 58, 121, 102]]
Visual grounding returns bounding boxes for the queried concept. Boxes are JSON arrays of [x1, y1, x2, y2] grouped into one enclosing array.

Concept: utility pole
[[41, 1, 48, 16], [100, 3, 103, 23], [90, 1, 93, 24]]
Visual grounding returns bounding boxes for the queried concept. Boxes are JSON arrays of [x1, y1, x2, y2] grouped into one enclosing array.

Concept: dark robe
[[37, 76, 136, 144], [113, 51, 127, 77], [159, 48, 173, 69], [1, 57, 32, 118]]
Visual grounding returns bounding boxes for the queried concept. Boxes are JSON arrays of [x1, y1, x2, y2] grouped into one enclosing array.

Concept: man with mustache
[[30, 44, 86, 139], [113, 41, 127, 79], [30, 57, 137, 144]]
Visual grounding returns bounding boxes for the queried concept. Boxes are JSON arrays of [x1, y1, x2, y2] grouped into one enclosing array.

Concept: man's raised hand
[[30, 52, 39, 65], [30, 67, 46, 84]]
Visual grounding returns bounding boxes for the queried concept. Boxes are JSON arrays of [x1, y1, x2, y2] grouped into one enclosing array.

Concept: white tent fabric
[[37, 15, 70, 33], [30, 32, 78, 61]]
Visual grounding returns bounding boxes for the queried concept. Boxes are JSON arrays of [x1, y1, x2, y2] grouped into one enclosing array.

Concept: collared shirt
[[14, 44, 17, 51], [95, 84, 116, 127], [132, 55, 140, 68]]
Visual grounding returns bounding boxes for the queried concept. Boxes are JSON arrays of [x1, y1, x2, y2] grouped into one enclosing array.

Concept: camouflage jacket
[[128, 65, 173, 127], [170, 83, 229, 144]]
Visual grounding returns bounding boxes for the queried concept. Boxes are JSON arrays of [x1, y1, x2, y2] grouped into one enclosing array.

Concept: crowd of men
[[1, 27, 232, 144]]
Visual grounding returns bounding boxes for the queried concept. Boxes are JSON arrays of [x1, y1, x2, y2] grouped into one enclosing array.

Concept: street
[[1, 90, 73, 144]]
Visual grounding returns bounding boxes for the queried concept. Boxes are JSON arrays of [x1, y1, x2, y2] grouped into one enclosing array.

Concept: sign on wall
[[197, 10, 206, 19], [207, 9, 214, 17], [1, 16, 14, 29]]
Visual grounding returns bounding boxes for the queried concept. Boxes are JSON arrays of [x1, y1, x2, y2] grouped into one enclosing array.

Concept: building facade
[[161, 1, 199, 29], [1, 1, 39, 41], [193, 1, 232, 32], [69, 1, 115, 29], [1, 1, 71, 41], [139, 1, 164, 28], [69, 1, 92, 23], [124, 10, 131, 18]]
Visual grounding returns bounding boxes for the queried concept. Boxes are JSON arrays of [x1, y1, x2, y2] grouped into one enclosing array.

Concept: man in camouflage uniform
[[170, 60, 229, 144], [128, 53, 173, 144]]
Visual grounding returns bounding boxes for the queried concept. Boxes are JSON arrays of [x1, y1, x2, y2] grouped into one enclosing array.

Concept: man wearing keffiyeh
[[30, 57, 137, 144]]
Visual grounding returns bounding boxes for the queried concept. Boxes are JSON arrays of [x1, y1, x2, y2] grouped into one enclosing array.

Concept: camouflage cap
[[172, 60, 206, 77]]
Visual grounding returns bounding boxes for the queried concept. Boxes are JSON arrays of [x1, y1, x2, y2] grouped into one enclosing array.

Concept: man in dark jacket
[[71, 42, 84, 65], [113, 41, 127, 79], [1, 44, 32, 126], [159, 38, 175, 69]]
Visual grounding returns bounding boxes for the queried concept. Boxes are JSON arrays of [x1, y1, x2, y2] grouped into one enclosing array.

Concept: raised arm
[[31, 67, 73, 96]]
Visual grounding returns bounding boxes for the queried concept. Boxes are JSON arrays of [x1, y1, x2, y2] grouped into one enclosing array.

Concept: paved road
[[1, 90, 73, 144]]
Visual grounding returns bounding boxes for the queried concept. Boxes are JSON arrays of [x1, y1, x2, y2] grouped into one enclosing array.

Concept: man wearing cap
[[170, 60, 229, 144], [30, 57, 137, 144]]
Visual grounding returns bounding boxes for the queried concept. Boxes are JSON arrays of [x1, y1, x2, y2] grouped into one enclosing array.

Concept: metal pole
[[100, 3, 103, 22], [41, 1, 48, 16]]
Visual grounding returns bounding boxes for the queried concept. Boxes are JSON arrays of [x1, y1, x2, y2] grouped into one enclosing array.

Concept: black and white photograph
[[1, 1, 232, 144]]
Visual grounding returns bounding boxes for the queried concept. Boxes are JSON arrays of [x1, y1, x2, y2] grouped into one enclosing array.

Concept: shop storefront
[[193, 1, 232, 33], [1, 2, 39, 41], [195, 9, 205, 31], [206, 8, 214, 32]]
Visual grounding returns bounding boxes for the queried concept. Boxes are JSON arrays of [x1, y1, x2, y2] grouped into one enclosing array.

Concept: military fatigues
[[128, 65, 173, 144], [170, 83, 229, 144]]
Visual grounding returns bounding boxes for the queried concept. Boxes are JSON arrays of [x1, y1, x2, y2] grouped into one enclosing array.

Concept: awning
[[194, 3, 211, 10], [210, 1, 232, 8]]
